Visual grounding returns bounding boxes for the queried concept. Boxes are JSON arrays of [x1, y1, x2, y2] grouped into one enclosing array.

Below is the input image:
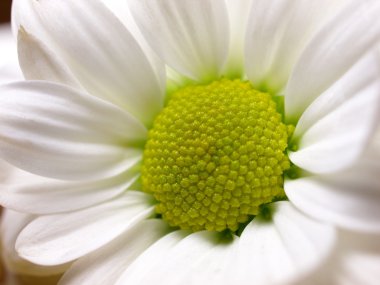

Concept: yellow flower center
[[142, 79, 292, 232]]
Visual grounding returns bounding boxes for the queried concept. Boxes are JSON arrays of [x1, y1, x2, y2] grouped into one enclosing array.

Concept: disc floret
[[142, 79, 291, 232]]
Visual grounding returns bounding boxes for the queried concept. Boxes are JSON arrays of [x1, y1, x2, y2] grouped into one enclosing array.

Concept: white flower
[[1, 0, 380, 284]]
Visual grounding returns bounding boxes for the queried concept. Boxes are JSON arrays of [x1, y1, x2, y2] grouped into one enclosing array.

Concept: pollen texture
[[142, 79, 291, 232]]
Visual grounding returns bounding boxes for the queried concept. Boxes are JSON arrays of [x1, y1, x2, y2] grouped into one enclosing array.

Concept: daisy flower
[[1, 0, 380, 284]]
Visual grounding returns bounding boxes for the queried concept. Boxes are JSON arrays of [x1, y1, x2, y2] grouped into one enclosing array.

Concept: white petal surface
[[293, 230, 380, 285], [17, 27, 81, 89], [0, 24, 22, 83], [12, 0, 164, 125], [285, 0, 380, 121], [336, 231, 380, 285], [245, 0, 344, 94], [286, 176, 380, 233], [286, 128, 380, 232], [223, 0, 253, 78], [1, 210, 70, 276], [232, 202, 336, 285], [289, 83, 380, 173], [99, 0, 166, 92], [129, 0, 229, 82], [0, 81, 146, 181], [115, 231, 188, 285], [0, 164, 140, 214], [16, 191, 154, 266], [116, 231, 237, 285], [291, 51, 380, 140], [59, 219, 169, 285]]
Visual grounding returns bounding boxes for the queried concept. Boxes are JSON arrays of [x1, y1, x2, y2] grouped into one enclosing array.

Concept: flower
[[1, 0, 380, 284]]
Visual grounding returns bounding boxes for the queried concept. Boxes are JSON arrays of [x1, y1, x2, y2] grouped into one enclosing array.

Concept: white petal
[[12, 0, 165, 125], [17, 27, 81, 89], [292, 51, 380, 139], [117, 230, 237, 285], [115, 231, 188, 285], [0, 24, 23, 84], [99, 0, 166, 92], [223, 0, 252, 78], [0, 165, 140, 215], [336, 231, 380, 285], [128, 0, 229, 82], [0, 81, 146, 181], [0, 159, 13, 183], [174, 235, 238, 285], [289, 72, 380, 173], [286, 130, 380, 232], [285, 0, 380, 121], [245, 0, 344, 94], [59, 219, 169, 285], [1, 210, 70, 276], [0, 24, 22, 83], [232, 202, 336, 285], [0, 24, 16, 69], [16, 191, 154, 266]]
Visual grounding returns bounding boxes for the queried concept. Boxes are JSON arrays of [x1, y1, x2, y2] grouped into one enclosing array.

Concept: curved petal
[[99, 0, 166, 92], [286, 129, 380, 232], [223, 0, 252, 78], [1, 210, 70, 276], [16, 191, 154, 266], [128, 0, 229, 82], [115, 231, 188, 285], [0, 159, 13, 183], [291, 51, 380, 140], [245, 0, 344, 94], [289, 50, 380, 173], [336, 230, 380, 285], [12, 0, 165, 125], [286, 176, 380, 234], [285, 0, 380, 121], [116, 230, 237, 285], [289, 78, 380, 173], [0, 24, 22, 83], [0, 81, 146, 181], [59, 219, 169, 285], [0, 164, 140, 215], [293, 230, 380, 285], [17, 27, 81, 89], [232, 202, 336, 285]]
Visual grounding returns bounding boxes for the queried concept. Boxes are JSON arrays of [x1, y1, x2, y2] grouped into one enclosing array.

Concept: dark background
[[0, 0, 12, 23]]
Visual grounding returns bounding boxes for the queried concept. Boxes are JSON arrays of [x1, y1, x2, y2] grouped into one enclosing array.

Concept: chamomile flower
[[0, 0, 380, 284]]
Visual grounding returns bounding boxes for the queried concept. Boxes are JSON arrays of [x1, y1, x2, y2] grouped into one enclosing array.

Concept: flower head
[[1, 0, 380, 284]]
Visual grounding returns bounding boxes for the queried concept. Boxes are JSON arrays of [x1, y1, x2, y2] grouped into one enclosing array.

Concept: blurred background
[[0, 0, 12, 23]]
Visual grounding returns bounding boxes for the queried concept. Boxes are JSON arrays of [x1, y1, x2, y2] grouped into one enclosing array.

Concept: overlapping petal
[[17, 28, 82, 89], [59, 220, 169, 285], [0, 82, 146, 181], [1, 210, 70, 276], [232, 202, 336, 284], [116, 231, 236, 285], [128, 0, 229, 82], [223, 0, 253, 78], [285, 0, 380, 121], [245, 0, 344, 94], [12, 0, 165, 125], [16, 192, 154, 266], [0, 164, 140, 215], [289, 51, 380, 173], [286, 127, 380, 232]]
